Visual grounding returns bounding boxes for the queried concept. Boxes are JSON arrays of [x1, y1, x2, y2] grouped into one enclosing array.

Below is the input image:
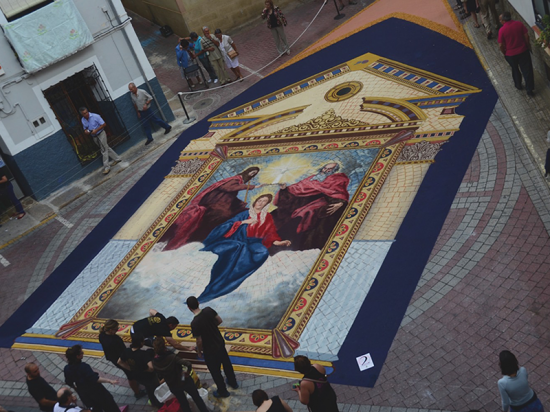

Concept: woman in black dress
[[98, 319, 143, 399], [252, 389, 293, 412], [64, 344, 120, 412]]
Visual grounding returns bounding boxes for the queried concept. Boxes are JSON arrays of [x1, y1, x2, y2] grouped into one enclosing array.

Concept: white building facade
[[0, 0, 173, 201]]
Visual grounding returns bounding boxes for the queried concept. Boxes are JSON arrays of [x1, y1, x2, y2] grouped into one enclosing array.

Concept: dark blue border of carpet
[[0, 18, 496, 388]]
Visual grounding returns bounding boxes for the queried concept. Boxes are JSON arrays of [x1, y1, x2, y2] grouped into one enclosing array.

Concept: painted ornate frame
[[35, 51, 481, 364], [61, 131, 405, 355]]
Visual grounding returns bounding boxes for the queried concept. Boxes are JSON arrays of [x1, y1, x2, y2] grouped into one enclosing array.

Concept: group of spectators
[[23, 297, 339, 412], [174, 1, 298, 90], [176, 27, 243, 89]]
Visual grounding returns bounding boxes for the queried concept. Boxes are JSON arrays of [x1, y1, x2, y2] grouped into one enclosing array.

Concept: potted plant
[[536, 14, 550, 48]]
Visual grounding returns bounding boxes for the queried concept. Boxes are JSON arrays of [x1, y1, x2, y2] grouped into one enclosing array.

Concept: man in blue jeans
[[0, 159, 25, 220], [128, 83, 172, 146]]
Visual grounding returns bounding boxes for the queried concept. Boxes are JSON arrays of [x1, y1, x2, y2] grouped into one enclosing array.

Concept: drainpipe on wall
[[105, 0, 168, 122]]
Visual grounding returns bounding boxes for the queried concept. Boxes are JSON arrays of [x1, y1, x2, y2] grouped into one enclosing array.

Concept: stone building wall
[[122, 0, 302, 37]]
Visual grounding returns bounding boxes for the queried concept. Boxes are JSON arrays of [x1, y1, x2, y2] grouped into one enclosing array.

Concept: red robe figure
[[198, 194, 291, 302], [161, 167, 262, 250], [271, 162, 349, 251]]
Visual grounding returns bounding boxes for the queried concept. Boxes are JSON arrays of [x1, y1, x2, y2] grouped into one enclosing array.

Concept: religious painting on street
[[101, 148, 379, 329], [16, 50, 481, 369]]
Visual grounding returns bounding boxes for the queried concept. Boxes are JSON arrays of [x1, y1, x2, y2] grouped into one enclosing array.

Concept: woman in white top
[[214, 29, 243, 81], [497, 351, 544, 412]]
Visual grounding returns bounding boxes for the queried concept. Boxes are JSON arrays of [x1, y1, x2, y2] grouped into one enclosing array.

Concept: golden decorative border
[[62, 136, 403, 356]]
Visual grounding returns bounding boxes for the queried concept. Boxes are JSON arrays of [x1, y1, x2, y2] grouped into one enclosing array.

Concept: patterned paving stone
[[5, 2, 550, 412]]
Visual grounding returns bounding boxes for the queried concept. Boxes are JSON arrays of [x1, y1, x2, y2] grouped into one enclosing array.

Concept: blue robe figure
[[198, 195, 289, 302]]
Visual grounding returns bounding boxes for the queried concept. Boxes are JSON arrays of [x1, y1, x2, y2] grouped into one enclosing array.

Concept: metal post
[[178, 92, 196, 125], [333, 0, 345, 19]]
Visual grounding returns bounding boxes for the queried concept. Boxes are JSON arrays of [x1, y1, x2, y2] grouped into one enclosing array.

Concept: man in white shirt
[[53, 388, 90, 412], [128, 83, 172, 146]]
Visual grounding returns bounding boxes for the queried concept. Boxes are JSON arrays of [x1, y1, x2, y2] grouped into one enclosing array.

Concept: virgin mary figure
[[197, 194, 291, 302]]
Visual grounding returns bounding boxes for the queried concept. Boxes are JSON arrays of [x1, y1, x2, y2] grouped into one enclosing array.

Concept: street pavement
[[2, 0, 550, 411]]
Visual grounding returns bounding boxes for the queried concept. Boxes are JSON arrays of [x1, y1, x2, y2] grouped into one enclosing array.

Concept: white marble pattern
[[296, 240, 393, 361], [27, 239, 137, 335]]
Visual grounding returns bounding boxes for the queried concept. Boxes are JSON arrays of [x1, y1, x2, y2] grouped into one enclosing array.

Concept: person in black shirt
[[0, 161, 25, 220], [64, 345, 119, 412], [98, 319, 144, 399], [293, 355, 338, 412], [118, 335, 162, 407], [25, 363, 57, 412], [186, 296, 237, 398], [131, 309, 188, 351], [152, 337, 209, 412]]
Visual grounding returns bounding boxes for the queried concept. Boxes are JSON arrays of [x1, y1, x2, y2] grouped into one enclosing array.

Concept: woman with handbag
[[214, 29, 243, 82], [498, 350, 544, 412], [152, 337, 209, 412], [261, 0, 290, 55]]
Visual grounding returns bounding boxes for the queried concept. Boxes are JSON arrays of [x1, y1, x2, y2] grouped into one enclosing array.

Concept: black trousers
[[168, 377, 209, 412], [77, 383, 119, 412], [199, 56, 217, 80], [505, 50, 534, 92], [203, 346, 237, 395], [136, 373, 163, 407]]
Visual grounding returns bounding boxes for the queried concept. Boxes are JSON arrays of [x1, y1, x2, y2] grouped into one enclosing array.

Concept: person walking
[[462, 0, 481, 27], [214, 29, 243, 82], [63, 345, 120, 412], [80, 107, 121, 175], [201, 26, 231, 85], [261, 1, 290, 55], [293, 355, 338, 412], [498, 11, 535, 96], [498, 350, 544, 412], [118, 335, 163, 408], [98, 319, 144, 400], [190, 32, 218, 84], [151, 337, 209, 412], [479, 0, 500, 39], [252, 389, 293, 412], [0, 158, 25, 220], [186, 296, 238, 398], [24, 363, 57, 412], [128, 83, 172, 146]]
